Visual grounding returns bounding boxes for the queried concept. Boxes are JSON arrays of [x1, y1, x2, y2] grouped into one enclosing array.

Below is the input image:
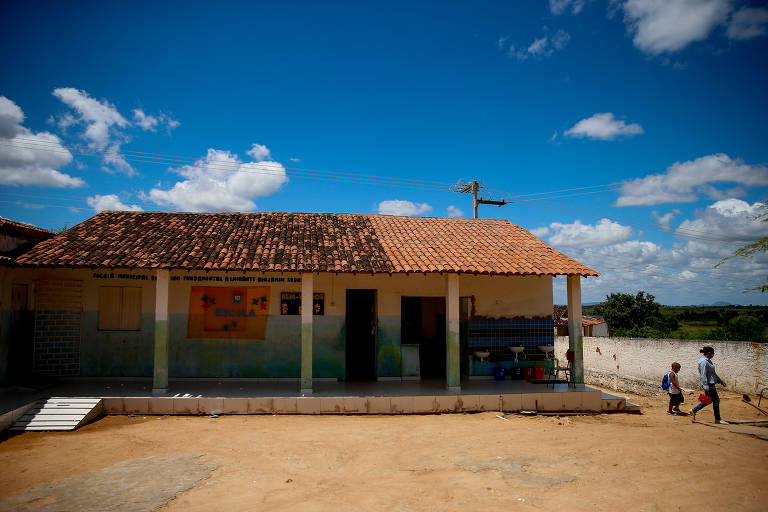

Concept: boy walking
[[667, 362, 684, 415]]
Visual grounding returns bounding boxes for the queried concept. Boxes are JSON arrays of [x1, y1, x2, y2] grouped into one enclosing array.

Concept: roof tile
[[16, 212, 599, 276]]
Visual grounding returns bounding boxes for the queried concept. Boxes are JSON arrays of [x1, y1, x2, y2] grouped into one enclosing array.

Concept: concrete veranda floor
[[1, 377, 591, 416]]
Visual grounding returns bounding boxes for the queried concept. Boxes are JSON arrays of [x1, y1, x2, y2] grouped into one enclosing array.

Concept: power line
[[2, 138, 762, 243], [499, 190, 749, 244], [483, 182, 753, 242], [484, 182, 622, 200], [3, 140, 459, 194], [8, 136, 458, 188]]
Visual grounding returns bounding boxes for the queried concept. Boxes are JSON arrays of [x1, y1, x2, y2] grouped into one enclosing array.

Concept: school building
[[1, 211, 598, 396]]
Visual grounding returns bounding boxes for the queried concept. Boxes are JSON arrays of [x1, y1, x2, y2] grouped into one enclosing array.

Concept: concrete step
[[10, 398, 103, 432], [600, 392, 640, 412]]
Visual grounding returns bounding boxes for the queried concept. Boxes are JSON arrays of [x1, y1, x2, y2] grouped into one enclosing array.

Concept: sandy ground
[[0, 388, 766, 512]]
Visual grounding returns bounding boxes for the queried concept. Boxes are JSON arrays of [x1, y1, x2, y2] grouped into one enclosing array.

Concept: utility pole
[[452, 180, 509, 219]]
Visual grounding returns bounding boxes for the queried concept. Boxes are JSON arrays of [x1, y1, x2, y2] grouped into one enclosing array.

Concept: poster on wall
[[187, 286, 270, 339], [280, 292, 324, 315]]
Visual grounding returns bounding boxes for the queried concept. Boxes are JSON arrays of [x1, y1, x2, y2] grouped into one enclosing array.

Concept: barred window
[[280, 292, 324, 315]]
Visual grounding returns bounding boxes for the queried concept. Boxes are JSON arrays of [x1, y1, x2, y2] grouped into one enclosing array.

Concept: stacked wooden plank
[[10, 398, 103, 431]]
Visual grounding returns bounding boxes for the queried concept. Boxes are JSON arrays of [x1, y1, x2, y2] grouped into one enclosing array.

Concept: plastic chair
[[548, 350, 573, 387]]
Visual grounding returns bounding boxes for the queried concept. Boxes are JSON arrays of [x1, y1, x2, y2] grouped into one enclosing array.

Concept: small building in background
[[0, 216, 53, 258], [0, 217, 54, 383], [553, 305, 608, 337]]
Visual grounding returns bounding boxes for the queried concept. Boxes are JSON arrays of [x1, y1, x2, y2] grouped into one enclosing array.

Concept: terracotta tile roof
[[553, 305, 568, 322], [553, 305, 605, 326], [16, 212, 599, 276], [0, 216, 54, 238]]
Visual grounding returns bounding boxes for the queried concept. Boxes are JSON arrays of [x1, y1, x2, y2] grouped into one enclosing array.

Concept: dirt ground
[[1, 388, 767, 512]]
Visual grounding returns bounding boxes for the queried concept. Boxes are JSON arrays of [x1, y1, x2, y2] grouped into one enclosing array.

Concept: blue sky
[[1, 0, 768, 305]]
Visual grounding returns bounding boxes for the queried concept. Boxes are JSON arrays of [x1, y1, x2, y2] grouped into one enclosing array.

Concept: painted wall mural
[[187, 286, 270, 339]]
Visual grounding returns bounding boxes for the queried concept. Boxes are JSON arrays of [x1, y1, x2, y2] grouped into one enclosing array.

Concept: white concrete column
[[446, 273, 460, 392], [300, 273, 313, 394], [152, 269, 170, 394], [567, 274, 584, 385]]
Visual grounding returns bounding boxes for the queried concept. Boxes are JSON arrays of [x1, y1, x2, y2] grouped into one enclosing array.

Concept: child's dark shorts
[[669, 393, 684, 406]]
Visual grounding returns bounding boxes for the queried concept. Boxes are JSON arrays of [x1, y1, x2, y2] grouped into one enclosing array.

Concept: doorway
[[345, 290, 377, 381], [8, 284, 33, 383], [401, 297, 446, 380]]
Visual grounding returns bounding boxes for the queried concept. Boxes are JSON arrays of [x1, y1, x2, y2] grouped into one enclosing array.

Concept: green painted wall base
[[153, 318, 168, 390]]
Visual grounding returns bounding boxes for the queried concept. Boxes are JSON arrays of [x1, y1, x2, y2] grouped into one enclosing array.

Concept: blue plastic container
[[493, 366, 506, 381]]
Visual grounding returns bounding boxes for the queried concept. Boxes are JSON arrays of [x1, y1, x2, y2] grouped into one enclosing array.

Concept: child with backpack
[[662, 362, 685, 415]]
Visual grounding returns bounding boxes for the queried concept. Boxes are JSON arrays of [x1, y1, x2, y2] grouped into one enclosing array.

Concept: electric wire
[[482, 183, 755, 243], [505, 195, 745, 245], [7, 136, 458, 188], [1, 141, 453, 192], [1, 138, 763, 244]]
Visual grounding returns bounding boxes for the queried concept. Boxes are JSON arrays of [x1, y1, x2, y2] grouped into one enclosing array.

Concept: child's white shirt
[[668, 370, 681, 394]]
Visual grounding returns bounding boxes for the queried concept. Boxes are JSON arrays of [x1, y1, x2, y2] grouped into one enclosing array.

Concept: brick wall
[[34, 279, 82, 376]]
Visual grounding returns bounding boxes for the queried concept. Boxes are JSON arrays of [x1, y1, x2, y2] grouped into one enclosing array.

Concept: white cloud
[[0, 96, 82, 188], [166, 118, 180, 132], [147, 147, 288, 212], [52, 89, 179, 175], [541, 218, 634, 248], [102, 144, 133, 175], [132, 108, 180, 134], [52, 88, 128, 149], [133, 108, 160, 132], [549, 0, 590, 15], [86, 194, 143, 212], [289, 157, 301, 163], [377, 200, 433, 216], [246, 143, 271, 162], [727, 7, 768, 40], [509, 29, 571, 59], [564, 112, 643, 140], [676, 199, 767, 243], [446, 205, 463, 218], [52, 87, 136, 175], [651, 209, 680, 231], [617, 154, 768, 207], [530, 227, 550, 238], [0, 96, 24, 139], [551, 30, 571, 50], [620, 0, 732, 55], [546, 201, 768, 305], [527, 37, 549, 56], [132, 109, 158, 131]]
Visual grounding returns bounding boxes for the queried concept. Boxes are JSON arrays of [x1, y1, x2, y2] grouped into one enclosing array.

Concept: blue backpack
[[661, 371, 672, 391]]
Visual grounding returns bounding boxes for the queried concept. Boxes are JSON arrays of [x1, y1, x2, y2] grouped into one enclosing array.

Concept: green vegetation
[[584, 292, 768, 342], [717, 200, 768, 293], [589, 291, 675, 338]]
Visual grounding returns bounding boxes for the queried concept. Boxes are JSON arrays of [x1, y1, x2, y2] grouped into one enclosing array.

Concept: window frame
[[98, 285, 142, 331]]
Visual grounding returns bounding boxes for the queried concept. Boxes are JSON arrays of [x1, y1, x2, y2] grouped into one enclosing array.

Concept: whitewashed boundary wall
[[555, 336, 767, 396]]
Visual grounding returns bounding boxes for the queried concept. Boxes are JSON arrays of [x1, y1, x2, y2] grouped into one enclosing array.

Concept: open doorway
[[401, 297, 446, 380], [8, 284, 33, 383], [345, 289, 377, 381]]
